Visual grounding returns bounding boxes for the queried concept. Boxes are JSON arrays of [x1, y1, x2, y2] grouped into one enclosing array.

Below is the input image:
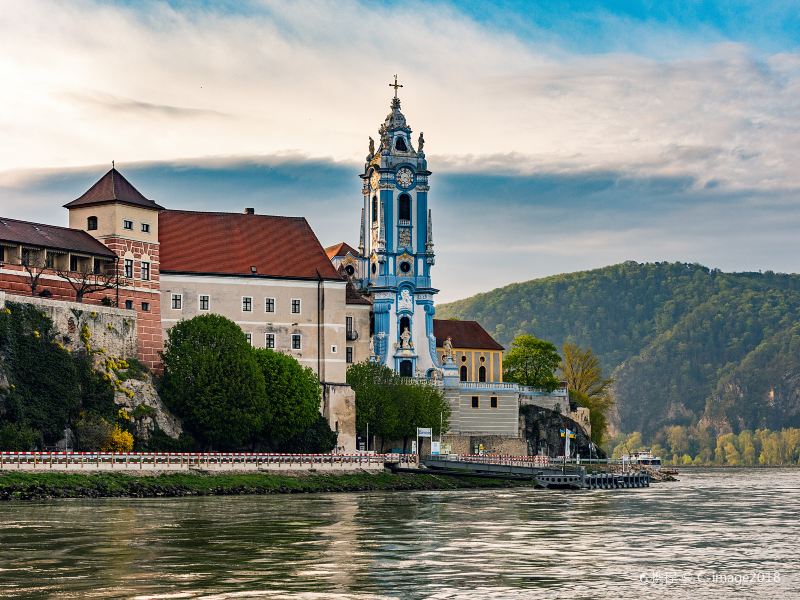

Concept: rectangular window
[[124, 259, 133, 278], [331, 345, 337, 354], [265, 333, 275, 349], [265, 297, 275, 313], [199, 294, 210, 311], [141, 223, 150, 233], [346, 347, 353, 364], [242, 296, 252, 312], [171, 293, 182, 310], [0, 245, 4, 263], [69, 255, 79, 271], [346, 316, 353, 334], [490, 396, 498, 408], [124, 300, 133, 310], [141, 302, 150, 312], [292, 334, 301, 350], [471, 396, 479, 409], [123, 219, 133, 230], [291, 299, 301, 314], [245, 332, 252, 345], [141, 261, 150, 281]]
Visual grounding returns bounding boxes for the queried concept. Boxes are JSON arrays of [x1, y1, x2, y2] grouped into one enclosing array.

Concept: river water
[[0, 468, 798, 599]]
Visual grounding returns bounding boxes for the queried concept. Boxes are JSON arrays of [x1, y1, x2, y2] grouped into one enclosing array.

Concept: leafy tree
[[559, 343, 614, 445], [160, 314, 267, 450], [347, 361, 450, 452], [74, 412, 113, 450], [253, 348, 323, 448], [503, 334, 561, 391], [347, 362, 399, 449], [391, 380, 451, 452]]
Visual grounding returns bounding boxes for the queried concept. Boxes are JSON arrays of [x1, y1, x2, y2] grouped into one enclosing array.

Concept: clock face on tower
[[396, 167, 414, 189], [370, 170, 380, 190]]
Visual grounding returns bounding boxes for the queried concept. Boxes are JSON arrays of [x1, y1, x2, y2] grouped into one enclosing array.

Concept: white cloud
[[0, 0, 798, 195]]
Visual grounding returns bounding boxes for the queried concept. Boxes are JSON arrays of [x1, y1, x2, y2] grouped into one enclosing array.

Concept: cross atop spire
[[389, 74, 403, 98]]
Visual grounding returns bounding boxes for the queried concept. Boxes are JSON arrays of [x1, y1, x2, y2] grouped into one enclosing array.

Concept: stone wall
[[322, 383, 356, 453], [0, 292, 137, 358]]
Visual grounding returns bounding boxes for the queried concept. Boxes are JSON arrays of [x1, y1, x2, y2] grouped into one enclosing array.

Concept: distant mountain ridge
[[437, 262, 800, 438]]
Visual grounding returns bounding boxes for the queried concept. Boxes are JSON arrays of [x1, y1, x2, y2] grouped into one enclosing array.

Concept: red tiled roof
[[325, 241, 359, 260], [64, 168, 165, 210], [433, 319, 504, 351], [0, 217, 116, 258], [159, 210, 342, 280]]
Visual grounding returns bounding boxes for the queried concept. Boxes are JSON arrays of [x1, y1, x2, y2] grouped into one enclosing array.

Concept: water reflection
[[0, 469, 798, 598]]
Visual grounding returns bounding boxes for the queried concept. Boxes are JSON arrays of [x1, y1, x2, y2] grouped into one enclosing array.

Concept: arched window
[[395, 136, 408, 152], [87, 216, 98, 231], [398, 194, 411, 222], [400, 360, 413, 377], [479, 366, 487, 382], [372, 196, 378, 223], [460, 365, 468, 382]]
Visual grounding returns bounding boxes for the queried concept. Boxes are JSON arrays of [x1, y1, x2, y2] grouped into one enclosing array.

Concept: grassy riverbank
[[0, 470, 537, 500]]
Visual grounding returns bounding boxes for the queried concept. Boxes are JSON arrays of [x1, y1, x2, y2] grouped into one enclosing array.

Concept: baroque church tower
[[356, 77, 438, 377]]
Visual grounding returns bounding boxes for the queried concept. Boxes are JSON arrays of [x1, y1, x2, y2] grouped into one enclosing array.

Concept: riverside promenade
[[0, 452, 416, 473]]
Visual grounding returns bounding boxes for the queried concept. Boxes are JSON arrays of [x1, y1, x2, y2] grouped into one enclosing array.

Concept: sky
[[1, 1, 799, 302]]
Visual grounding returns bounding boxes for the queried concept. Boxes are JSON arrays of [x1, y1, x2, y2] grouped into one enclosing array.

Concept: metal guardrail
[[0, 451, 418, 470]]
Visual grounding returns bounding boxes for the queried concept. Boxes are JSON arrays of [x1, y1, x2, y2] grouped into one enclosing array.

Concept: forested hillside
[[438, 262, 800, 439]]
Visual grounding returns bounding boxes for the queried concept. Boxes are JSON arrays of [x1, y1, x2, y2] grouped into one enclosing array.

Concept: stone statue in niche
[[368, 136, 375, 157], [418, 131, 425, 152], [400, 326, 413, 349], [369, 335, 375, 356], [398, 289, 413, 311]]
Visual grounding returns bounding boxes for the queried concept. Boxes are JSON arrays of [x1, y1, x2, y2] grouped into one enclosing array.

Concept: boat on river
[[623, 451, 662, 470]]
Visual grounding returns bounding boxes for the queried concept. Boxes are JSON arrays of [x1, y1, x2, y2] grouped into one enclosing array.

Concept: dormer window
[[394, 136, 408, 152], [87, 216, 98, 231]]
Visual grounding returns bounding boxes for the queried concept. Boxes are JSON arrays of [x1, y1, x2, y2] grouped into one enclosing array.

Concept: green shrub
[[0, 422, 40, 450], [279, 414, 338, 453], [160, 314, 267, 450]]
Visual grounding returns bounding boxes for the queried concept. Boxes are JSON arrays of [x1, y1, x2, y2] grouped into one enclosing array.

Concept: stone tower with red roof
[[65, 168, 164, 369]]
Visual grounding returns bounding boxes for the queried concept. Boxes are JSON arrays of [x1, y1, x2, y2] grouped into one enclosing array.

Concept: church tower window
[[394, 136, 408, 152], [372, 196, 378, 223], [87, 216, 98, 231], [400, 360, 413, 377], [399, 194, 411, 222], [400, 315, 410, 333]]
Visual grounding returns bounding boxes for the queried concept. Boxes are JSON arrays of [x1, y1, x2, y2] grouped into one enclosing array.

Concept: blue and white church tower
[[357, 77, 438, 378]]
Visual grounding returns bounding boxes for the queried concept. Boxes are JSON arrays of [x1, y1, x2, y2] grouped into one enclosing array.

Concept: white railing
[[459, 381, 519, 390], [427, 453, 551, 468], [0, 451, 418, 471], [457, 381, 567, 394]]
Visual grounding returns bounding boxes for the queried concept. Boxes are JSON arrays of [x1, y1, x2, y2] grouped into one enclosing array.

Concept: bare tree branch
[[55, 259, 117, 304], [20, 248, 49, 297]]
